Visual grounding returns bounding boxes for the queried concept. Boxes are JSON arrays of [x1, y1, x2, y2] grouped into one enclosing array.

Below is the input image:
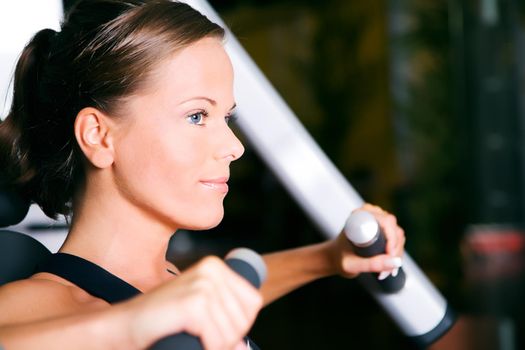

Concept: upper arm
[[0, 278, 103, 326]]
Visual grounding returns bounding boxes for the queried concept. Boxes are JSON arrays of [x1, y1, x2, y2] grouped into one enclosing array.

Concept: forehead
[[147, 37, 234, 104]]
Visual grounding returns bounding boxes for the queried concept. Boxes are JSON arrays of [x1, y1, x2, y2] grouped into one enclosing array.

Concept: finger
[[343, 254, 403, 274], [353, 206, 406, 262], [364, 209, 402, 257], [234, 341, 249, 350], [189, 264, 233, 350], [206, 292, 240, 350], [212, 271, 261, 347], [185, 258, 247, 350], [227, 275, 263, 329], [392, 267, 399, 277], [204, 259, 262, 350], [394, 227, 406, 256], [378, 271, 391, 280], [202, 265, 256, 349], [378, 214, 398, 256], [360, 203, 385, 215]]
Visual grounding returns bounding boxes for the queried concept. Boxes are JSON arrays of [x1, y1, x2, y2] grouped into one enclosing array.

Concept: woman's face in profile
[[110, 37, 244, 231]]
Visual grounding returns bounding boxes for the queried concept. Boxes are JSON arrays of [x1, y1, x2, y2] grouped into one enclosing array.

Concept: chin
[[182, 211, 225, 231]]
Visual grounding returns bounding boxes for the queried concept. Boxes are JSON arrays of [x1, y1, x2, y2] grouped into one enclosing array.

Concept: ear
[[74, 107, 115, 169]]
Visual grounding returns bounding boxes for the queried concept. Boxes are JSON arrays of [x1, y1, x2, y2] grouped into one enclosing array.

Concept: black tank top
[[35, 253, 260, 349]]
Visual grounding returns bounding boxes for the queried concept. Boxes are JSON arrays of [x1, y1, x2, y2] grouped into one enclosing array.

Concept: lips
[[200, 177, 229, 193]]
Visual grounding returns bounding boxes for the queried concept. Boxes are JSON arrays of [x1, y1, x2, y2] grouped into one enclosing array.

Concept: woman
[[0, 0, 405, 349]]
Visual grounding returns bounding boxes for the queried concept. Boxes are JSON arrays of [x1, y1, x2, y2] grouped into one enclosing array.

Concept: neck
[[60, 174, 177, 292]]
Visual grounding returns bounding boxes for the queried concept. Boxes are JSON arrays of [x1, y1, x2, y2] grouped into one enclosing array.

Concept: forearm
[[261, 240, 337, 305], [0, 306, 134, 350]]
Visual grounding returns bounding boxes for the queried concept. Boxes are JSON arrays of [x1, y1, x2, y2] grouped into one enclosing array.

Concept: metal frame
[[0, 0, 454, 344]]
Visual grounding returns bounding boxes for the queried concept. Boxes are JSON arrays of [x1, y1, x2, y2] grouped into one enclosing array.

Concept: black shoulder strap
[[35, 253, 141, 304]]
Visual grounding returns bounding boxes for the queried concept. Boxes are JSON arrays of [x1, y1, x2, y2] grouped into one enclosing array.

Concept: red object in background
[[462, 225, 525, 281]]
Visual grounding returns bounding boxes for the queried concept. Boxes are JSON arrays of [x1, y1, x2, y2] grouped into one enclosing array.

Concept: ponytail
[[1, 28, 56, 171], [0, 28, 76, 219]]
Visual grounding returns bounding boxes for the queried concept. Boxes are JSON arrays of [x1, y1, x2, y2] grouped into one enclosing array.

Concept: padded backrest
[[0, 230, 51, 286], [0, 186, 30, 228]]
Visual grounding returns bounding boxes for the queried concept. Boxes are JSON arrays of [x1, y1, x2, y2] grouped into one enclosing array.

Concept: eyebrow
[[179, 97, 236, 111]]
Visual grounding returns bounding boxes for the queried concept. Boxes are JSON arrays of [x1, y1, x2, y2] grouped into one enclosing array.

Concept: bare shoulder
[[0, 273, 108, 326]]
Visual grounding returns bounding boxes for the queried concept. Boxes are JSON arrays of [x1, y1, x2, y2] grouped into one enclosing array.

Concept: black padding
[[0, 230, 51, 286], [0, 187, 30, 227]]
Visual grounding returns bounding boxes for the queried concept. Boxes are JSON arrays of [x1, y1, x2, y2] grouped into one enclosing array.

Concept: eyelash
[[225, 113, 238, 125], [185, 110, 238, 126]]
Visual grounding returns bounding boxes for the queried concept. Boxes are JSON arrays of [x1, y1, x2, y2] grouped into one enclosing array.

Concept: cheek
[[117, 127, 201, 194], [113, 124, 223, 228]]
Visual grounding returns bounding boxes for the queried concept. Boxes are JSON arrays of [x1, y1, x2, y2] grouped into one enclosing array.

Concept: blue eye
[[186, 111, 207, 125]]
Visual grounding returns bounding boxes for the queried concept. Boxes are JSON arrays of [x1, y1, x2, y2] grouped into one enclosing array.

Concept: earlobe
[[74, 107, 115, 169]]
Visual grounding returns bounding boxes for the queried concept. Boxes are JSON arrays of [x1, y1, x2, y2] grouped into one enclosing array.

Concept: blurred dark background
[[63, 0, 525, 348]]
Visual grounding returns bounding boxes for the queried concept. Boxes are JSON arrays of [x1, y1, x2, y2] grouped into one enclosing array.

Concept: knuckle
[[251, 291, 264, 310], [386, 213, 397, 225], [361, 203, 379, 213], [202, 255, 222, 267], [198, 256, 225, 274], [192, 278, 213, 297]]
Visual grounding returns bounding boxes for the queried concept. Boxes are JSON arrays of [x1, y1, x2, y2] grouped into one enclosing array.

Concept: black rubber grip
[[352, 229, 406, 294]]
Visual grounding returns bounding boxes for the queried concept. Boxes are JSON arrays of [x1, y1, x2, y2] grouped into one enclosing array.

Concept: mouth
[[200, 177, 229, 193]]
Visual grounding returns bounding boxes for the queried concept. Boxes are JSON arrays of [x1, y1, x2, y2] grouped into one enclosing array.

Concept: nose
[[216, 125, 245, 162]]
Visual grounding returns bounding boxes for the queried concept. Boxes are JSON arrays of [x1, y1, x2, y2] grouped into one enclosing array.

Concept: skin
[[0, 37, 405, 349]]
